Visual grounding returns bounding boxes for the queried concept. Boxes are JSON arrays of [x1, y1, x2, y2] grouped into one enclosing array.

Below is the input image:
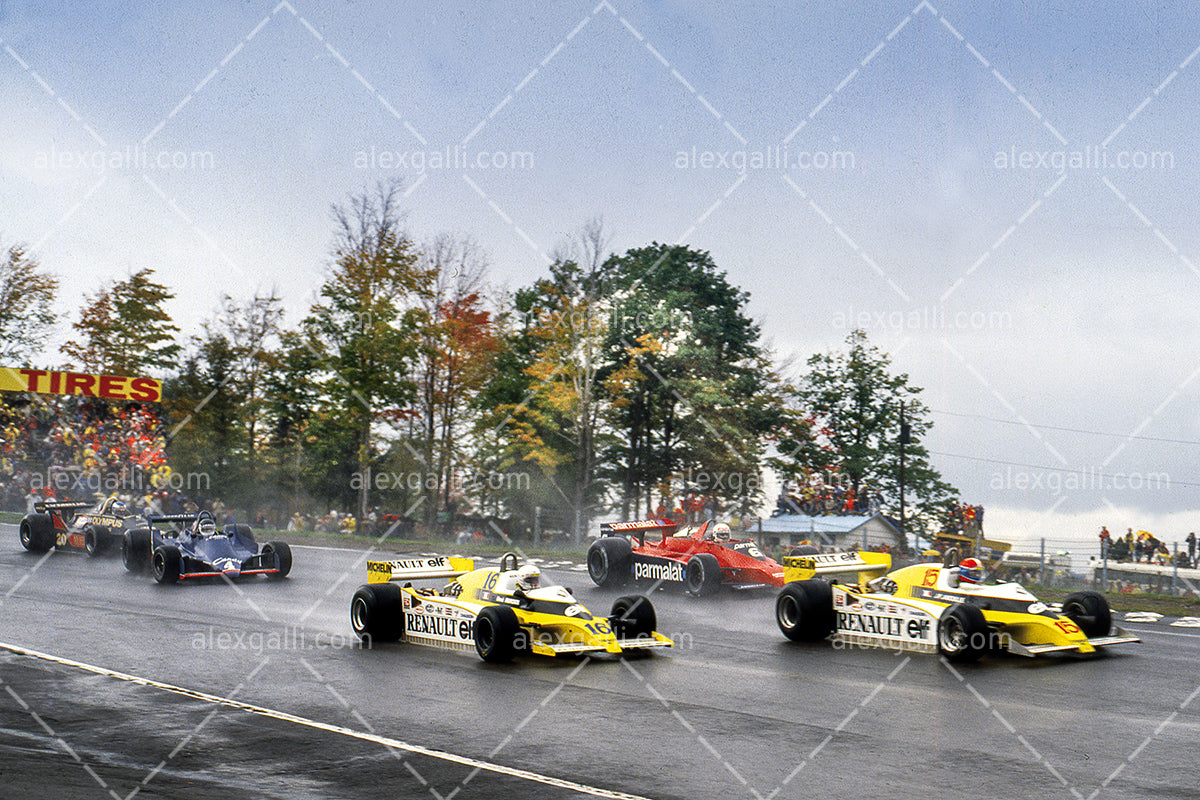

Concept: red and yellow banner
[[0, 367, 162, 403]]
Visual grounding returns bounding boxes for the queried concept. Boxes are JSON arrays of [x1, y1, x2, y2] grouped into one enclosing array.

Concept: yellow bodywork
[[367, 556, 671, 657]]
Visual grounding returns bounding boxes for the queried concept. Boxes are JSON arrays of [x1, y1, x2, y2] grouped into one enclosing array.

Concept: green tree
[[165, 292, 284, 516], [62, 268, 180, 375], [597, 243, 781, 519], [479, 220, 616, 540], [304, 181, 432, 526], [0, 242, 59, 363], [774, 330, 958, 540]]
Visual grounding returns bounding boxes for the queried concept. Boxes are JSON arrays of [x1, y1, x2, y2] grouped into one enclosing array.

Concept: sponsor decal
[[405, 611, 473, 641], [837, 610, 932, 640], [633, 560, 686, 583], [0, 367, 162, 402], [605, 520, 672, 531]]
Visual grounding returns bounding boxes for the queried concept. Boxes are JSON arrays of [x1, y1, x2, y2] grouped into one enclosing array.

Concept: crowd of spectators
[[1098, 526, 1198, 568], [772, 479, 884, 517], [1, 395, 170, 513]]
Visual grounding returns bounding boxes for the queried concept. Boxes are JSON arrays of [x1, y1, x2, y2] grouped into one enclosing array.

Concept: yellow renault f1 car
[[350, 553, 672, 662], [775, 552, 1139, 661]]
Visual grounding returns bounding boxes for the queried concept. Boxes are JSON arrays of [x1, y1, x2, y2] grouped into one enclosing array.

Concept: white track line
[[0, 641, 652, 800]]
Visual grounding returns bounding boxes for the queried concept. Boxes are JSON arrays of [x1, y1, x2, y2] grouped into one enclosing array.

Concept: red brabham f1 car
[[587, 518, 786, 596]]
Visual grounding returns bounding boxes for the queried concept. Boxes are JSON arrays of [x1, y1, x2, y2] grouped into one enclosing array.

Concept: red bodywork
[[607, 519, 787, 588]]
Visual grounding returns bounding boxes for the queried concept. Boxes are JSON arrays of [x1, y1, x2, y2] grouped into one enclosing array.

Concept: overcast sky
[[3, 1, 1199, 547]]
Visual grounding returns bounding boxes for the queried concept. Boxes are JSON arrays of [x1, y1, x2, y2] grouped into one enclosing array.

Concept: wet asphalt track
[[1, 524, 1198, 800]]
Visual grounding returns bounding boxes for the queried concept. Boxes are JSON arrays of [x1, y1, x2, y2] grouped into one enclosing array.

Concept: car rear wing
[[599, 518, 678, 545], [34, 501, 91, 513], [147, 514, 200, 525], [783, 551, 892, 584], [367, 556, 475, 584]]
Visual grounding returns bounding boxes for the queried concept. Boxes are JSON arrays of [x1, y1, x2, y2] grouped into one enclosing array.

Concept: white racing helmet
[[515, 564, 540, 592], [713, 523, 732, 541]]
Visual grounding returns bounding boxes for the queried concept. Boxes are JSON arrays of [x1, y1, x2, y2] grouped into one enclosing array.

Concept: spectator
[[1188, 531, 1197, 568]]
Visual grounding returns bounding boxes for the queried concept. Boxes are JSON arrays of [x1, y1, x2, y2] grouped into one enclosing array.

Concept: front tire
[[84, 526, 108, 557], [152, 545, 182, 584], [474, 605, 522, 663], [685, 553, 722, 597], [1062, 590, 1111, 638], [122, 529, 152, 572], [776, 580, 835, 641], [610, 595, 656, 639], [19, 515, 55, 553], [937, 603, 989, 662], [262, 541, 292, 579], [350, 584, 405, 642], [587, 538, 631, 588]]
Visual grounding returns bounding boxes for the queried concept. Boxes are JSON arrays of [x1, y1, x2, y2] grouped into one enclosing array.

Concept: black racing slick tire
[[610, 595, 657, 640], [262, 541, 292, 579], [776, 580, 835, 642], [685, 553, 722, 597], [19, 514, 55, 553], [587, 537, 631, 588], [122, 529, 152, 573], [152, 545, 182, 585], [350, 584, 405, 643], [937, 603, 989, 662], [788, 544, 820, 557], [1062, 590, 1112, 638], [473, 605, 522, 663], [84, 525, 108, 558]]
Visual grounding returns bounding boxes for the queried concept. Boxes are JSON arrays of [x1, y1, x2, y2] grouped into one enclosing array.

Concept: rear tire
[[937, 603, 989, 662], [350, 584, 405, 642], [474, 605, 522, 663], [587, 538, 631, 588], [152, 545, 182, 584], [610, 595, 656, 639], [122, 529, 152, 572], [1062, 590, 1111, 638], [262, 541, 292, 579], [776, 580, 835, 641], [19, 515, 55, 553], [685, 553, 722, 596]]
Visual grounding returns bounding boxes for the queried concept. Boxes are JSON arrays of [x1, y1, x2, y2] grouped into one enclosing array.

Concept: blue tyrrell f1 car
[[122, 511, 292, 584]]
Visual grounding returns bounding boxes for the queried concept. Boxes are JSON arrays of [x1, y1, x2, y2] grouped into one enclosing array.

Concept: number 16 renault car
[[775, 552, 1139, 661], [350, 553, 673, 662]]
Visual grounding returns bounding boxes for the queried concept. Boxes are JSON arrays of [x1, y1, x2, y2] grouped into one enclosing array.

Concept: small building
[[756, 513, 904, 552]]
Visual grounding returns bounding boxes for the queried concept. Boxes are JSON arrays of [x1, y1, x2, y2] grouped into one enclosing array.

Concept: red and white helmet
[[957, 557, 984, 584]]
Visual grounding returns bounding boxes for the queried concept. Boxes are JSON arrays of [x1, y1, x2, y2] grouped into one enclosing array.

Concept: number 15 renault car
[[775, 552, 1139, 661], [351, 553, 673, 662]]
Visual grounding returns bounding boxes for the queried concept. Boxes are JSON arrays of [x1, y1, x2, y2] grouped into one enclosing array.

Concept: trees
[[303, 181, 431, 527], [774, 330, 957, 537], [597, 243, 781, 519], [0, 243, 59, 363], [164, 292, 284, 516], [410, 234, 500, 528], [62, 268, 180, 375], [481, 221, 612, 541]]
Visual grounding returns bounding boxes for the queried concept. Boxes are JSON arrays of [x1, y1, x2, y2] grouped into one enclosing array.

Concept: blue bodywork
[[147, 514, 286, 580]]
